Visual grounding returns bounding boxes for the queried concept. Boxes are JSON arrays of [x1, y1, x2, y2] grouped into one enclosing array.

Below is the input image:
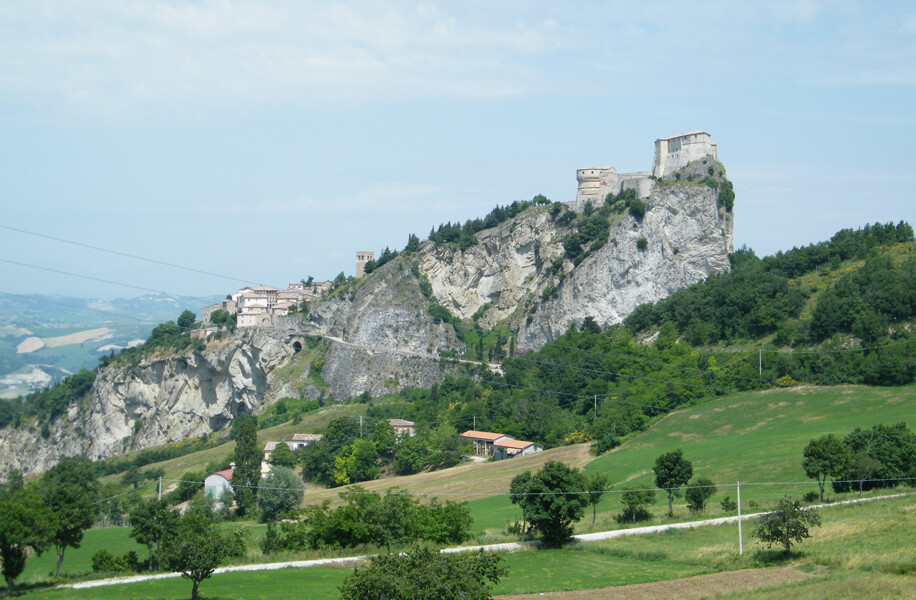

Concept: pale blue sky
[[1, 1, 914, 298]]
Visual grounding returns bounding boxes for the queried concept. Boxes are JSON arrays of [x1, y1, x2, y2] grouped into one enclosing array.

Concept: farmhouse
[[388, 418, 416, 437], [460, 430, 513, 457]]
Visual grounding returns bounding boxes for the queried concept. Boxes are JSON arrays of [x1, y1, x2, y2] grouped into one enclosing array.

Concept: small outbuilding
[[204, 464, 234, 500], [493, 439, 543, 461], [290, 433, 323, 450]]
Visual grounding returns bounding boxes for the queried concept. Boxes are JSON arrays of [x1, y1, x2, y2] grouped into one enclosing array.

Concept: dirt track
[[496, 566, 813, 600]]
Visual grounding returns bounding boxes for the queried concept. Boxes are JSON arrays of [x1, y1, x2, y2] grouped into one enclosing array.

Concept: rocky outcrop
[[416, 181, 733, 351], [300, 262, 460, 399], [0, 330, 297, 476]]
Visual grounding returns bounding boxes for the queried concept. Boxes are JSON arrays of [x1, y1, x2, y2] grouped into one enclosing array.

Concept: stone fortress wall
[[573, 131, 716, 210]]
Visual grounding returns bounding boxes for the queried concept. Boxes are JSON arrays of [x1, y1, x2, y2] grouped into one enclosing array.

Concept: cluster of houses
[[204, 421, 542, 500], [196, 280, 332, 336], [203, 420, 416, 500], [459, 430, 543, 461]]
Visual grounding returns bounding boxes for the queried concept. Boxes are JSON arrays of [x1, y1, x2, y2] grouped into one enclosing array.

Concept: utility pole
[[473, 415, 476, 430], [759, 349, 762, 376], [594, 395, 597, 419], [158, 476, 162, 502], [360, 415, 363, 438], [737, 481, 743, 555]]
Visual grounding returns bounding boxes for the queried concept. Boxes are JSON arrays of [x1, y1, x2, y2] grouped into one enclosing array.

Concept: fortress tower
[[652, 131, 717, 179], [573, 131, 717, 211], [355, 251, 374, 278]]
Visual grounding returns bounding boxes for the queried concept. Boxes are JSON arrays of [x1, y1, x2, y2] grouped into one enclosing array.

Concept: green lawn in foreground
[[21, 527, 149, 582], [22, 494, 915, 599]]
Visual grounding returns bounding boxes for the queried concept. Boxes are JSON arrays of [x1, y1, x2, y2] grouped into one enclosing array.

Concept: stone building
[[573, 131, 717, 210], [355, 251, 375, 277], [652, 131, 717, 179]]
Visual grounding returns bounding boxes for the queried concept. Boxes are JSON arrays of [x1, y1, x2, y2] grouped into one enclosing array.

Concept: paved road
[[65, 492, 910, 590]]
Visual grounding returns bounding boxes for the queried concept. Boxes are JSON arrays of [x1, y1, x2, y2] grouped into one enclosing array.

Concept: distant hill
[[0, 292, 222, 397]]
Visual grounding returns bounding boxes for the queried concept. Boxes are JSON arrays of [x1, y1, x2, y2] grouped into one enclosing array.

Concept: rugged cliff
[[418, 180, 733, 351], [0, 330, 298, 475]]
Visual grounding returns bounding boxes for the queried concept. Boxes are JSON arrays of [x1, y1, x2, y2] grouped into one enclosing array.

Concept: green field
[[20, 495, 916, 599], [462, 384, 916, 533], [15, 383, 916, 598]]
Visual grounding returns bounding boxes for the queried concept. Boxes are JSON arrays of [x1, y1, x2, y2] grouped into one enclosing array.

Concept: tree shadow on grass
[[751, 548, 804, 566]]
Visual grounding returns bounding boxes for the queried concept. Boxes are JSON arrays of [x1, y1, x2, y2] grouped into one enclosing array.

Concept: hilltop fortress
[[574, 131, 717, 208]]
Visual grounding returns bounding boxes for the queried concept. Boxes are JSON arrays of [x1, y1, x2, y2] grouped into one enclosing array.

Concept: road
[[64, 492, 909, 590]]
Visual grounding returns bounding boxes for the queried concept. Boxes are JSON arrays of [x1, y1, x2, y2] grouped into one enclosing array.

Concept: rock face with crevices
[[415, 181, 733, 351], [0, 330, 297, 476]]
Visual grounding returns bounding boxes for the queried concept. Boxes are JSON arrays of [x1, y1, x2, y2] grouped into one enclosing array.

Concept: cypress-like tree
[[232, 416, 260, 517]]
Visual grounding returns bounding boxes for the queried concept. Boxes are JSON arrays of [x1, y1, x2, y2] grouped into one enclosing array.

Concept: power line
[[0, 258, 171, 295], [0, 224, 256, 286]]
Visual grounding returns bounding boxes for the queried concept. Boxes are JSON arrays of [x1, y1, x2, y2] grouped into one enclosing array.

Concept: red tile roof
[[213, 468, 233, 481], [460, 430, 509, 441], [494, 439, 536, 449]]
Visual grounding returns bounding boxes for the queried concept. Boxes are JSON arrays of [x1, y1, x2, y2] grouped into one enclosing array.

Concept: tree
[[653, 449, 693, 516], [685, 477, 717, 513], [257, 466, 305, 522], [162, 511, 228, 600], [232, 415, 260, 517], [619, 489, 655, 523], [585, 473, 609, 527], [371, 421, 397, 459], [754, 496, 821, 555], [0, 488, 55, 593], [508, 471, 533, 534], [269, 442, 296, 469], [339, 545, 505, 600], [404, 233, 421, 254], [803, 434, 849, 502], [129, 498, 178, 571], [513, 461, 589, 546], [42, 456, 99, 576], [177, 310, 196, 330]]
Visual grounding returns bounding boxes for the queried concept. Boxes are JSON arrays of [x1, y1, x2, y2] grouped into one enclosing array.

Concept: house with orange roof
[[460, 430, 513, 457]]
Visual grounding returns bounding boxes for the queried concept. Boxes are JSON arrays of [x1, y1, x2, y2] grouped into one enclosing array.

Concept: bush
[[720, 496, 737, 512], [628, 198, 646, 219], [257, 466, 305, 522], [618, 489, 655, 524], [636, 237, 648, 251]]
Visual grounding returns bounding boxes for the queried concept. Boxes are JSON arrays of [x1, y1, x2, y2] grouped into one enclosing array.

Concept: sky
[[1, 0, 914, 299]]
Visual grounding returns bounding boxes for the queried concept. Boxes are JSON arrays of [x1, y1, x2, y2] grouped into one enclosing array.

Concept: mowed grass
[[21, 494, 915, 599], [581, 384, 916, 521]]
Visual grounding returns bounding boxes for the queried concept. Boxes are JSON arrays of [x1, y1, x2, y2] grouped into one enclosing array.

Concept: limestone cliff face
[[417, 182, 733, 351], [0, 330, 297, 476], [299, 262, 459, 400]]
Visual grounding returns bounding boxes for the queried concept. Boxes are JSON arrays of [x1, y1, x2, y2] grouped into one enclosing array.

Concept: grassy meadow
[[20, 494, 916, 599], [14, 383, 916, 598]]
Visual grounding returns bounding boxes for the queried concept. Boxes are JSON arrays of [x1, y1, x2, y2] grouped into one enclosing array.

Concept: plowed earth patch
[[496, 566, 813, 600]]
